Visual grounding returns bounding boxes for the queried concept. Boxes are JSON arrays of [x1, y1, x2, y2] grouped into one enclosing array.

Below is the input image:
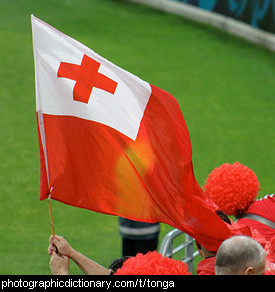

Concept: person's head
[[215, 236, 266, 275], [195, 243, 216, 259], [203, 162, 260, 217], [108, 256, 132, 275], [113, 251, 191, 275]]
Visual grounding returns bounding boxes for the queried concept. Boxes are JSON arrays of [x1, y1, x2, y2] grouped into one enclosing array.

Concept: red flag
[[32, 15, 239, 251]]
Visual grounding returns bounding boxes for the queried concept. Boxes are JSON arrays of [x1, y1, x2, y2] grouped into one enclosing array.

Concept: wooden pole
[[48, 194, 55, 237]]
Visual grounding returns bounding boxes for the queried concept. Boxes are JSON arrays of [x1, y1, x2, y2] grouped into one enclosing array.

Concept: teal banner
[[173, 0, 274, 33]]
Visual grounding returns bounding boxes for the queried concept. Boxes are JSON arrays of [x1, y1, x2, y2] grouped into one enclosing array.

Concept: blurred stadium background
[[0, 0, 274, 274]]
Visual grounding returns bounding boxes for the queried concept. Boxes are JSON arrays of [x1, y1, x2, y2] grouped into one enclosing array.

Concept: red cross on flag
[[32, 15, 243, 251]]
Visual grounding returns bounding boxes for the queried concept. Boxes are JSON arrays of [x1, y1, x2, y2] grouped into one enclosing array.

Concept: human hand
[[49, 251, 69, 275], [48, 235, 74, 257], [48, 236, 57, 255]]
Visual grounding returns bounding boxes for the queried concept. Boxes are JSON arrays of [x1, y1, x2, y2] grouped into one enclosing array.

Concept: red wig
[[114, 251, 191, 275], [203, 162, 260, 216]]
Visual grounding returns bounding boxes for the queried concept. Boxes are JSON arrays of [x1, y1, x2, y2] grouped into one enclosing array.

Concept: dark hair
[[216, 210, 231, 225], [108, 256, 132, 275]]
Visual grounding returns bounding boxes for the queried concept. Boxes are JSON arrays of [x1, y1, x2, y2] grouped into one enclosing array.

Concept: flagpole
[[48, 188, 55, 237]]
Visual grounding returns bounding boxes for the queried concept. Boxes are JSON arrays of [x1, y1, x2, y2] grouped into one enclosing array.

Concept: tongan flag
[[32, 15, 239, 251]]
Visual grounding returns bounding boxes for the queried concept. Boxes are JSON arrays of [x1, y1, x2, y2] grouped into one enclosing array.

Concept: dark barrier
[[175, 0, 274, 33]]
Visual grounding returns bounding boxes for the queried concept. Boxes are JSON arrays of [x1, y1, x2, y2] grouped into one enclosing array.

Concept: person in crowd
[[204, 162, 275, 241], [48, 235, 110, 275], [118, 217, 160, 256], [195, 243, 216, 275], [113, 250, 191, 275], [48, 235, 190, 275], [215, 235, 266, 275], [196, 210, 232, 275]]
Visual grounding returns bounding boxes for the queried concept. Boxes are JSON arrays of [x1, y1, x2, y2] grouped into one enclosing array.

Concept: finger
[[48, 244, 57, 255], [51, 236, 61, 247], [51, 239, 65, 257], [49, 234, 58, 242]]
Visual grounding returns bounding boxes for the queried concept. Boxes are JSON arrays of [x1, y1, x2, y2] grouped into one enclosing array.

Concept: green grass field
[[0, 0, 274, 275]]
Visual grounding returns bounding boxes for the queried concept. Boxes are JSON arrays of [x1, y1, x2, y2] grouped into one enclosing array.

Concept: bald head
[[215, 236, 266, 275]]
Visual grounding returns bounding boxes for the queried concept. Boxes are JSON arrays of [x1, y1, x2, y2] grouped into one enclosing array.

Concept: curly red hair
[[203, 162, 260, 216], [114, 251, 191, 275]]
